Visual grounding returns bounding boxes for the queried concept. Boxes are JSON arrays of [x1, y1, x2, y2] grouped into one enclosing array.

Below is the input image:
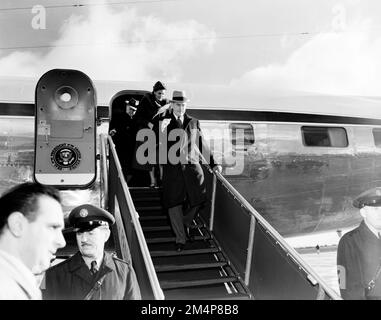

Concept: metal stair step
[[164, 291, 253, 300], [136, 205, 163, 211], [150, 247, 220, 257], [193, 293, 253, 300], [133, 196, 161, 202], [155, 261, 227, 272], [139, 215, 167, 221], [146, 234, 210, 244], [129, 187, 162, 197], [160, 276, 238, 289], [143, 223, 203, 233], [142, 225, 171, 232]]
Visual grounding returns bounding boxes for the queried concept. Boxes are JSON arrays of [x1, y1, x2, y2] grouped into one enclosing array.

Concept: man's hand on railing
[[213, 165, 223, 174]]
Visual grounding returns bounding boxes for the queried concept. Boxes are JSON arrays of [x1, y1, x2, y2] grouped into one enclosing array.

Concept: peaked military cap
[[126, 98, 139, 110], [353, 187, 381, 209], [68, 204, 115, 231]]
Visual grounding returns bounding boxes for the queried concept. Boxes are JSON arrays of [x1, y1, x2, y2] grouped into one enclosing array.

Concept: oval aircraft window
[[301, 126, 348, 147], [229, 123, 255, 147]]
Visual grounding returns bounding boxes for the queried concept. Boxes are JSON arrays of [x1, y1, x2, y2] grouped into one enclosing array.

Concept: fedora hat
[[170, 90, 190, 103]]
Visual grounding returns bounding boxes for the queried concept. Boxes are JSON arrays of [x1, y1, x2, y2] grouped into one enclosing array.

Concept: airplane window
[[198, 122, 228, 166], [302, 126, 348, 147], [229, 123, 255, 146], [372, 128, 381, 147]]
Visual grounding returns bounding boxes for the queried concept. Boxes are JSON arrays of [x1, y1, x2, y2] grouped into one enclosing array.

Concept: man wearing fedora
[[158, 90, 222, 251], [43, 204, 141, 300], [337, 187, 381, 299]]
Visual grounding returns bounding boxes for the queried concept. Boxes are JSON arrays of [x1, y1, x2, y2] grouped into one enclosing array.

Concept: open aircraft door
[[34, 69, 96, 189]]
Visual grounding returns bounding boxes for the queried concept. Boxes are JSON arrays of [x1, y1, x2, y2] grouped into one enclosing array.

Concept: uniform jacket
[[109, 110, 136, 173], [0, 250, 41, 300], [337, 221, 381, 300], [43, 251, 141, 300], [158, 112, 217, 209]]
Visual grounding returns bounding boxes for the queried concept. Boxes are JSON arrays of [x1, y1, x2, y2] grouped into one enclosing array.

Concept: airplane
[[9, 71, 381, 299], [1, 74, 381, 239]]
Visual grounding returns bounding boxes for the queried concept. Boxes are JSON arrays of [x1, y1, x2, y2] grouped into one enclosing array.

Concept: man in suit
[[337, 187, 381, 299], [43, 204, 141, 300], [158, 90, 222, 251], [0, 182, 65, 300]]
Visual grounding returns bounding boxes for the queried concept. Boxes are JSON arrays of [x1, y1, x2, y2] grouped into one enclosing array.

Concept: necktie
[[176, 117, 183, 128], [90, 260, 98, 275]]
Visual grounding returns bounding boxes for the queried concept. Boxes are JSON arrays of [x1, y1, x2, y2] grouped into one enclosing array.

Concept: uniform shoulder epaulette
[[112, 253, 130, 265]]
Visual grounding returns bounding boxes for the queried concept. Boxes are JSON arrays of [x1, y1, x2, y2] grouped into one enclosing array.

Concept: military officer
[[337, 187, 381, 300], [109, 98, 138, 182], [43, 204, 141, 300]]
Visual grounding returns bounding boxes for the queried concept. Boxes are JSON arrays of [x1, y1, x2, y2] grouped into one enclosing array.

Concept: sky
[[0, 0, 381, 96]]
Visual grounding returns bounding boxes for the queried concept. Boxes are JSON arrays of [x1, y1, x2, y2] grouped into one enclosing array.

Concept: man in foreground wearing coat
[[158, 90, 222, 251], [43, 204, 141, 300], [337, 187, 381, 299]]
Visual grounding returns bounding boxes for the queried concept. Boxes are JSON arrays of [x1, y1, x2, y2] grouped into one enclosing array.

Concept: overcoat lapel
[[68, 252, 94, 285]]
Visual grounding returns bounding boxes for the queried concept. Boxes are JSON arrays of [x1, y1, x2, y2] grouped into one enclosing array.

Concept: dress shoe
[[185, 227, 195, 242], [175, 243, 185, 252]]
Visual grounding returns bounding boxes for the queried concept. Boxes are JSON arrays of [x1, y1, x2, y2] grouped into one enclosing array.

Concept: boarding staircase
[[131, 187, 252, 299], [99, 134, 341, 300]]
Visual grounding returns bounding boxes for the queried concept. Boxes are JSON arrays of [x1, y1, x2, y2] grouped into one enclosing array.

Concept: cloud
[[231, 19, 381, 96], [0, 4, 216, 81]]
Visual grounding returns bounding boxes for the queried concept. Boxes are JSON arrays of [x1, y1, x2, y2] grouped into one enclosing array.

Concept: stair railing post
[[100, 134, 109, 210], [209, 172, 217, 231], [244, 215, 256, 286]]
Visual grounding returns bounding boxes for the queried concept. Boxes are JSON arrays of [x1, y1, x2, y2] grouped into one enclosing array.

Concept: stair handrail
[[104, 134, 164, 300], [100, 133, 108, 209], [207, 167, 341, 300]]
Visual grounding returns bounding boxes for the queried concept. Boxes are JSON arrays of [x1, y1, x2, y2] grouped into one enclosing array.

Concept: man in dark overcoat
[[43, 204, 141, 300], [158, 90, 222, 251], [337, 187, 381, 299], [109, 98, 138, 182]]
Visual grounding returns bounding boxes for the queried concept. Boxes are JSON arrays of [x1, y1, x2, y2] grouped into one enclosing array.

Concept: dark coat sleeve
[[109, 114, 120, 133], [196, 120, 218, 169], [123, 264, 142, 300], [134, 94, 157, 129], [43, 262, 71, 300], [337, 235, 366, 300]]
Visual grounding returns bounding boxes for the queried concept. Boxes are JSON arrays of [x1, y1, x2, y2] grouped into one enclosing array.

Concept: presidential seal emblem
[[50, 143, 81, 171]]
